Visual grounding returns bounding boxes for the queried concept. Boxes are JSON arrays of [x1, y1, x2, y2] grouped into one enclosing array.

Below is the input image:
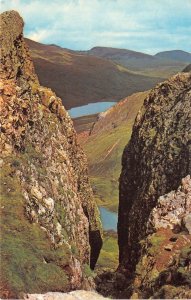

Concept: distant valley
[[26, 39, 190, 110], [71, 54, 190, 213], [74, 62, 191, 212], [76, 91, 149, 212], [26, 37, 190, 213], [26, 36, 191, 271]]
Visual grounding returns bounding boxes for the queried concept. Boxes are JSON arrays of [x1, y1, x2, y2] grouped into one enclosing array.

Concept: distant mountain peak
[[89, 46, 154, 58], [155, 49, 191, 62]]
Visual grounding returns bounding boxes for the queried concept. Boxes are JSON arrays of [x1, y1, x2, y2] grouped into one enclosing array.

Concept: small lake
[[68, 102, 116, 118], [99, 207, 118, 231]]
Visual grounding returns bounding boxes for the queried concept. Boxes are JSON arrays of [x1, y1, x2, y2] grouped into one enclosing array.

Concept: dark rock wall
[[118, 72, 191, 270]]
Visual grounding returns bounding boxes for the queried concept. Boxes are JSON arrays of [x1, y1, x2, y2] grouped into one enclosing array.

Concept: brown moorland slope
[[26, 39, 163, 109], [81, 47, 189, 78]]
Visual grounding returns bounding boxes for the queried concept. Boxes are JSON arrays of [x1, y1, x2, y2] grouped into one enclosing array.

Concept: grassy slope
[[112, 61, 187, 78], [78, 91, 148, 212], [84, 125, 131, 211], [73, 114, 98, 133], [130, 65, 186, 78], [96, 231, 118, 270], [0, 159, 70, 299]]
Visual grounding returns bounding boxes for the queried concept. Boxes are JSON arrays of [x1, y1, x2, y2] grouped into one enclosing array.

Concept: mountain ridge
[[26, 38, 164, 110], [83, 46, 189, 78], [155, 49, 191, 62]]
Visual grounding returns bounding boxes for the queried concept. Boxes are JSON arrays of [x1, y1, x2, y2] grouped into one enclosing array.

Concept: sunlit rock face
[[118, 72, 191, 270], [0, 10, 102, 299], [25, 290, 109, 300], [132, 176, 191, 299], [147, 175, 191, 234]]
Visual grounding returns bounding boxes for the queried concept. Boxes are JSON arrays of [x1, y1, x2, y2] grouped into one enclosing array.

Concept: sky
[[1, 0, 191, 54]]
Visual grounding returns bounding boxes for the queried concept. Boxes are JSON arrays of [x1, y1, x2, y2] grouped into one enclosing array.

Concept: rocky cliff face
[[118, 72, 191, 272], [132, 175, 191, 299], [0, 10, 102, 299]]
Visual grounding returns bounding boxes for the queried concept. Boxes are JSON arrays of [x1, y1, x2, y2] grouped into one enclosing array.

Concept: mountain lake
[[99, 207, 118, 231], [68, 101, 116, 118]]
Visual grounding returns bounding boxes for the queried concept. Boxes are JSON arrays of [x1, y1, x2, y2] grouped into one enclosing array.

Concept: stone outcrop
[[132, 176, 191, 299], [0, 10, 102, 299], [182, 64, 191, 72], [147, 175, 191, 234], [24, 290, 109, 300], [118, 72, 191, 271]]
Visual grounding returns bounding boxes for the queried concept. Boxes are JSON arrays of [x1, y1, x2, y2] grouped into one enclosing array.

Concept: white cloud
[[27, 29, 51, 42], [1, 0, 191, 53]]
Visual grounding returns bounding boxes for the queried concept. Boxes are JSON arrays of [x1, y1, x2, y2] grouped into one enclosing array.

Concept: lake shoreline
[[99, 206, 118, 232], [68, 101, 116, 118]]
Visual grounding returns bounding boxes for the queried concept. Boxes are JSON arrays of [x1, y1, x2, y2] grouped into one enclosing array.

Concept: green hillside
[[78, 91, 148, 212]]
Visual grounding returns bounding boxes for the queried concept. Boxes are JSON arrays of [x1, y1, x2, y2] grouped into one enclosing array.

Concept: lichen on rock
[[0, 10, 102, 299], [118, 72, 191, 271], [24, 290, 109, 300], [117, 71, 191, 299], [132, 177, 191, 299], [147, 175, 191, 234]]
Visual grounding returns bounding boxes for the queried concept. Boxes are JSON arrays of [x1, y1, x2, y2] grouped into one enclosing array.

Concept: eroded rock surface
[[0, 10, 102, 299], [25, 290, 109, 300], [118, 72, 191, 271], [132, 177, 191, 299], [147, 175, 191, 234]]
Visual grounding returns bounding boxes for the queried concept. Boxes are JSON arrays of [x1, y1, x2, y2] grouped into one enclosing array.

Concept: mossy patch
[[177, 245, 191, 285], [149, 128, 157, 139], [179, 245, 191, 260], [91, 177, 119, 212], [54, 200, 67, 229], [0, 162, 70, 298], [71, 244, 79, 257], [83, 263, 95, 278], [148, 232, 166, 255]]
